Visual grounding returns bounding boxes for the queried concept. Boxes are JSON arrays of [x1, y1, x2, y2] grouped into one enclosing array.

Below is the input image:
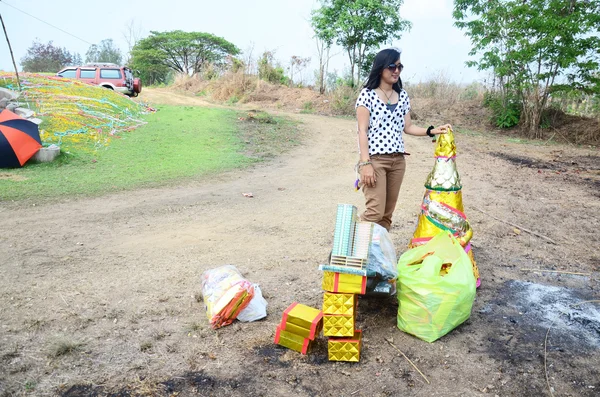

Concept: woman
[[356, 48, 451, 231]]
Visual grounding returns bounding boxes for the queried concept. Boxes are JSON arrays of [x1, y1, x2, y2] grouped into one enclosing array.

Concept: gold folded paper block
[[274, 325, 312, 354], [280, 302, 323, 340], [323, 314, 355, 337], [322, 292, 356, 316], [322, 271, 366, 295], [328, 330, 362, 362], [282, 320, 323, 341]]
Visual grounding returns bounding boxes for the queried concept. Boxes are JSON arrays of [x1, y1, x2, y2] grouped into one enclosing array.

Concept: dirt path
[[1, 89, 599, 397]]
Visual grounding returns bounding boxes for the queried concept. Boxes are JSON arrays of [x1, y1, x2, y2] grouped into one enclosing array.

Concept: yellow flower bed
[[0, 73, 149, 153]]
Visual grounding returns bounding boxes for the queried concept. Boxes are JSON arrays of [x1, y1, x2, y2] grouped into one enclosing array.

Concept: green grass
[[0, 106, 300, 201]]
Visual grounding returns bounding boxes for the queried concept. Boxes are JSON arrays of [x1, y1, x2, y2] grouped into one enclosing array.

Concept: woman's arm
[[404, 112, 451, 136], [356, 106, 376, 187]]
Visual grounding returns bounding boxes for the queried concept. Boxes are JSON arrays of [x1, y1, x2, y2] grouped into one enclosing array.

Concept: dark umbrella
[[0, 109, 42, 168]]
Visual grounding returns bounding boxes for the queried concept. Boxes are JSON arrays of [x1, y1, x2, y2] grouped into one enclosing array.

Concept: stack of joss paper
[[274, 303, 323, 354], [319, 204, 369, 362], [200, 265, 255, 329]]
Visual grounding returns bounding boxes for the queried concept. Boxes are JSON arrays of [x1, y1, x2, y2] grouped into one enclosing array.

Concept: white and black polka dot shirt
[[355, 87, 411, 155]]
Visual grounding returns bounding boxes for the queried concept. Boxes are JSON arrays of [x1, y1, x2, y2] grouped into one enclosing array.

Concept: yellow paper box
[[323, 314, 355, 337], [280, 302, 323, 340], [322, 271, 366, 295], [328, 330, 362, 362], [274, 325, 312, 354], [322, 292, 356, 316]]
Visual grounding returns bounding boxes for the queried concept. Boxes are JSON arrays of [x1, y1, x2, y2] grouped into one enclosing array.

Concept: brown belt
[[374, 152, 410, 157]]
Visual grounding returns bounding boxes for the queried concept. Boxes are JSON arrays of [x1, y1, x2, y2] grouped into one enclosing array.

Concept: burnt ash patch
[[61, 384, 101, 397], [493, 152, 600, 196], [253, 344, 292, 367], [479, 280, 600, 396]]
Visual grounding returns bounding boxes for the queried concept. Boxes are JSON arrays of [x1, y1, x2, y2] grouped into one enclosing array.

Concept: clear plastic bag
[[237, 284, 268, 322], [367, 223, 398, 280], [200, 265, 255, 329]]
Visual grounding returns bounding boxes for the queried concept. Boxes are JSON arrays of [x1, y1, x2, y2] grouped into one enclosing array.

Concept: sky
[[0, 0, 486, 84]]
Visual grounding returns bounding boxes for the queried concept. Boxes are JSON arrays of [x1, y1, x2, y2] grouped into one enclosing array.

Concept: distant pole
[[0, 9, 21, 90]]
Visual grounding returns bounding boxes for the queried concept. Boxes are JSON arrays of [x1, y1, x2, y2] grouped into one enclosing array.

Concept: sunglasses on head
[[386, 63, 404, 72]]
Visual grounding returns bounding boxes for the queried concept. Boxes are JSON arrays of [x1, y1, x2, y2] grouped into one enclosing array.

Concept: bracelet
[[357, 160, 372, 169], [426, 126, 435, 137]]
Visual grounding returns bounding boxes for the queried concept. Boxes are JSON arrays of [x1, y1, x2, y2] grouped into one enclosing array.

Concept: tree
[[315, 37, 333, 94], [454, 0, 600, 138], [130, 31, 240, 76], [289, 55, 311, 86], [257, 51, 288, 85], [122, 19, 144, 64], [311, 0, 411, 87], [21, 40, 74, 72], [85, 39, 122, 64]]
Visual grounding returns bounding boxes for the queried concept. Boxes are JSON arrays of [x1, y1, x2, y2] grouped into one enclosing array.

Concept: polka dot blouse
[[355, 87, 411, 155]]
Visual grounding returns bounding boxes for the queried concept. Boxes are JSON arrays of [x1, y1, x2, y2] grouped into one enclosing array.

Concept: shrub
[[483, 91, 522, 128], [330, 84, 359, 115], [258, 51, 289, 85]]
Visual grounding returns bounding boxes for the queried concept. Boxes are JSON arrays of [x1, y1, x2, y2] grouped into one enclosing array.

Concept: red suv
[[57, 63, 142, 97]]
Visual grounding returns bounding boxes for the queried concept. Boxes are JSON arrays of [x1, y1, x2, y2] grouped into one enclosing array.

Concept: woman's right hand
[[360, 164, 376, 188]]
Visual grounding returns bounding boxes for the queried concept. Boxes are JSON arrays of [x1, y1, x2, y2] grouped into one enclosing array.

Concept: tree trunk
[[522, 98, 543, 139]]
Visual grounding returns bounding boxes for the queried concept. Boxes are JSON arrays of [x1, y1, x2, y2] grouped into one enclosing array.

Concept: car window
[[100, 69, 122, 79], [58, 69, 76, 78], [80, 69, 96, 79]]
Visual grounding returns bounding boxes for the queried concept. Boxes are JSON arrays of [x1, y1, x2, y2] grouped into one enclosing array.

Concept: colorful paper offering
[[274, 325, 313, 354], [410, 127, 480, 286], [322, 271, 367, 295], [327, 330, 362, 362]]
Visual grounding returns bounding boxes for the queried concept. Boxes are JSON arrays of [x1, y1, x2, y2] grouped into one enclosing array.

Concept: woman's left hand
[[432, 124, 452, 135]]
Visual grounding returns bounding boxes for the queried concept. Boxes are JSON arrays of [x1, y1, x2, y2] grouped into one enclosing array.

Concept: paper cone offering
[[410, 128, 480, 286]]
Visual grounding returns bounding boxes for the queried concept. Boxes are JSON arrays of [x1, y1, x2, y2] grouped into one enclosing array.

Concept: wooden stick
[[472, 207, 557, 245], [521, 269, 591, 277], [544, 300, 600, 397], [0, 10, 21, 91], [385, 338, 430, 384]]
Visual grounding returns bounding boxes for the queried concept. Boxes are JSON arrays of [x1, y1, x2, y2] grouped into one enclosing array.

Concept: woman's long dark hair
[[363, 48, 403, 93]]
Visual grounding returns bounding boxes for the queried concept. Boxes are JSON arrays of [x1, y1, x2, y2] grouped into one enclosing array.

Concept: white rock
[[14, 107, 34, 119], [28, 118, 43, 125], [0, 87, 19, 101]]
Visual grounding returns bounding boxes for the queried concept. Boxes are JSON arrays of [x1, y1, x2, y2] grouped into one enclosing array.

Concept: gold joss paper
[[328, 330, 362, 362]]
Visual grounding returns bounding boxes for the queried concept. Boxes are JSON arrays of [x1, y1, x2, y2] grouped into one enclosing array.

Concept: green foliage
[[257, 51, 289, 85], [311, 0, 412, 86], [459, 82, 484, 101], [85, 39, 122, 65], [227, 95, 240, 105], [301, 101, 315, 114], [483, 91, 522, 129], [454, 0, 600, 137], [130, 31, 240, 79], [20, 40, 79, 72]]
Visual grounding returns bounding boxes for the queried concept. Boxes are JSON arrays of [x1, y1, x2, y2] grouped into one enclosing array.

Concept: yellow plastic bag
[[397, 231, 476, 342]]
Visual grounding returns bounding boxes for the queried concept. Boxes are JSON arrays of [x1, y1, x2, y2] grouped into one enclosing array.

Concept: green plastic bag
[[397, 231, 476, 342]]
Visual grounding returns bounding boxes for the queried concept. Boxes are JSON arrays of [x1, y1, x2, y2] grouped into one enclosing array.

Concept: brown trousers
[[361, 154, 406, 231]]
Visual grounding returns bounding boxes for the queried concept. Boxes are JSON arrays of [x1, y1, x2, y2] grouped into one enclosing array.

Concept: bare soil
[[1, 89, 599, 397]]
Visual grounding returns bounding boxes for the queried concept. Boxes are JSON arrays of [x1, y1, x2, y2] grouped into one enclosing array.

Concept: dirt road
[[1, 89, 598, 396]]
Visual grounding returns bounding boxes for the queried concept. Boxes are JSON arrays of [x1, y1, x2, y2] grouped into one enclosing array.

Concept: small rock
[[14, 107, 35, 118], [28, 118, 43, 125], [0, 87, 19, 101]]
